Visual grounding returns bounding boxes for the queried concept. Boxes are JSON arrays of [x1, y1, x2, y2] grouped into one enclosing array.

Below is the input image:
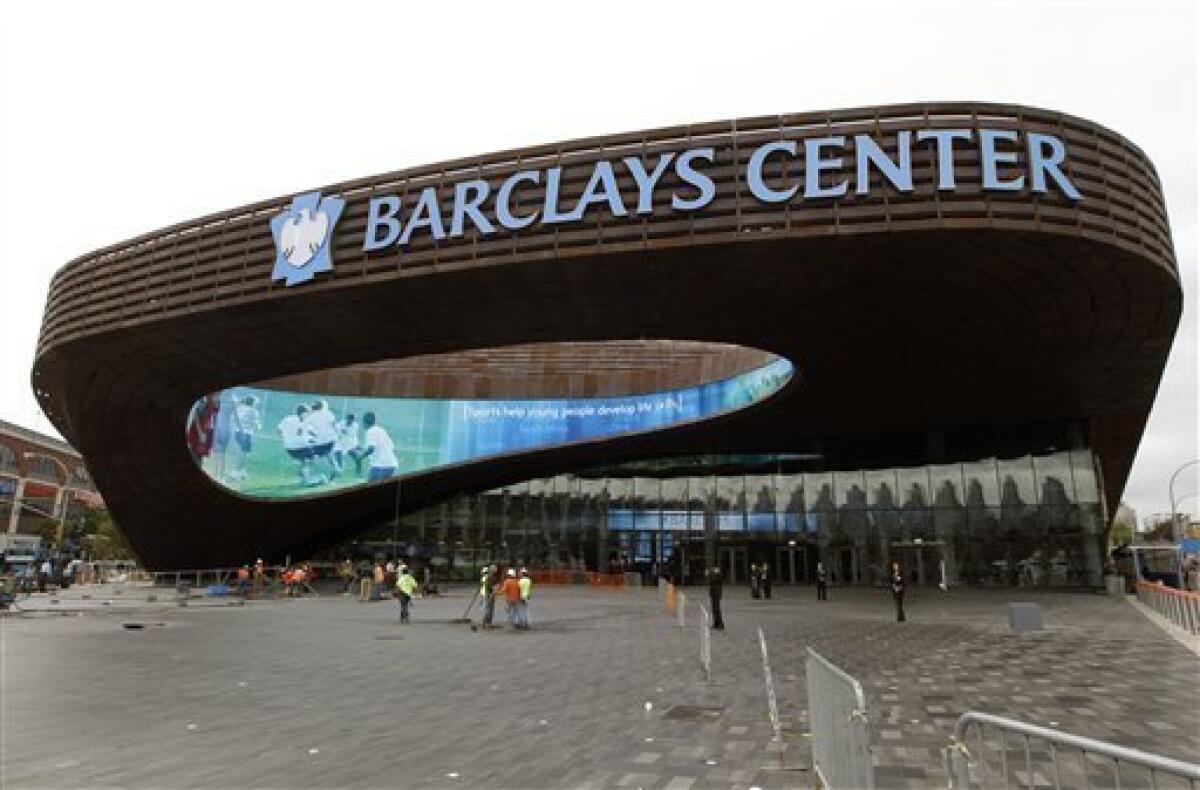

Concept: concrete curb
[[1123, 594, 1200, 656]]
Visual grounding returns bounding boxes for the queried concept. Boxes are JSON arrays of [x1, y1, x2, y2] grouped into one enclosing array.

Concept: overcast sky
[[1, 1, 1195, 521]]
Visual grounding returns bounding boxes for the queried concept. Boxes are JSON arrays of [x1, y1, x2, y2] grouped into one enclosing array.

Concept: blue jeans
[[516, 600, 530, 628]]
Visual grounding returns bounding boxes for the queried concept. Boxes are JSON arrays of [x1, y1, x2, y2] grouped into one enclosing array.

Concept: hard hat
[[507, 569, 516, 577]]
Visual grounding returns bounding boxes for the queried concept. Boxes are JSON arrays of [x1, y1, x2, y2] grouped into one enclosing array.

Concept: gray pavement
[[2, 583, 1197, 789]]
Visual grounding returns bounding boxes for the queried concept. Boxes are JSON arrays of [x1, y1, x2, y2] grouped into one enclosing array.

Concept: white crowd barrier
[[946, 710, 1200, 789], [805, 647, 874, 789]]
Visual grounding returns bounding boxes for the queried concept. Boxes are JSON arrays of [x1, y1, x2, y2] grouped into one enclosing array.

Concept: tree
[[1109, 502, 1136, 549], [1142, 515, 1176, 543], [79, 508, 135, 561], [30, 518, 60, 546]]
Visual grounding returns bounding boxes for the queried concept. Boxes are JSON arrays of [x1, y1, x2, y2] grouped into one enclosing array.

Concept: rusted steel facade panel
[[31, 103, 1181, 569]]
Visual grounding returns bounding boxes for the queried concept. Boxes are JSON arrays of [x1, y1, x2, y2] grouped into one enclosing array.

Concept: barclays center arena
[[32, 102, 1182, 587]]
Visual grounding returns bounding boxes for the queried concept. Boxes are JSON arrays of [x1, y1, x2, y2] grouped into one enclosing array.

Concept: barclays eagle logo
[[269, 191, 345, 287]]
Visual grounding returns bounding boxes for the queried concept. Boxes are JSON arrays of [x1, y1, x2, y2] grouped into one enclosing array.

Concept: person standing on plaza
[[517, 568, 533, 629], [891, 561, 906, 622], [500, 568, 521, 628], [749, 563, 760, 599], [253, 558, 265, 599], [293, 565, 309, 596], [477, 565, 497, 629], [236, 565, 251, 599], [759, 562, 772, 600], [373, 561, 386, 600], [707, 565, 725, 630], [816, 561, 828, 601], [395, 564, 417, 624]]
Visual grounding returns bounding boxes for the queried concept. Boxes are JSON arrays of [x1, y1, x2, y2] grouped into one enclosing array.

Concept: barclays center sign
[[271, 127, 1083, 286]]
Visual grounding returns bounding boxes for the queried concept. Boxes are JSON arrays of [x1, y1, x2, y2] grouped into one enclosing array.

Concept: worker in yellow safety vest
[[395, 565, 418, 624], [516, 568, 533, 630]]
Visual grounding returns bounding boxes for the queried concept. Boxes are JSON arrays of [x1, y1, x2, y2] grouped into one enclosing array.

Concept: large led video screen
[[186, 357, 794, 499]]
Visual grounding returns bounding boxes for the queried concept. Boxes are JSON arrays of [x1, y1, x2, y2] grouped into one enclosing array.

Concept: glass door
[[891, 542, 945, 585], [718, 546, 747, 584], [775, 545, 807, 584]]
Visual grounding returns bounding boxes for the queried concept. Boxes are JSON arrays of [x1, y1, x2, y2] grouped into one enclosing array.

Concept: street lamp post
[[1168, 458, 1199, 542]]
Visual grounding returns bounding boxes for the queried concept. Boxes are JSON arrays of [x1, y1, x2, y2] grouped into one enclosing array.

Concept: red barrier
[[528, 570, 625, 587], [1136, 579, 1200, 601], [1136, 580, 1200, 634]]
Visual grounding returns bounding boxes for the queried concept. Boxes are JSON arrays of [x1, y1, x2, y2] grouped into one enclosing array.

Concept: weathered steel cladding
[[38, 103, 1174, 353], [31, 103, 1181, 569]]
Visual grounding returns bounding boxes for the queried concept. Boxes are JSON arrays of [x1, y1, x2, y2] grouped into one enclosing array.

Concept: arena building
[[32, 102, 1182, 586]]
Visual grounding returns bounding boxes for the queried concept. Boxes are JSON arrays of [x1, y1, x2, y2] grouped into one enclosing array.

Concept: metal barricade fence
[[698, 604, 711, 682], [805, 647, 874, 790], [946, 711, 1200, 789], [1137, 580, 1200, 635], [677, 592, 686, 629], [145, 566, 301, 600]]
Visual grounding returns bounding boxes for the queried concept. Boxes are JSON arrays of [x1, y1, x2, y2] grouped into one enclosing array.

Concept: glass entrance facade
[[347, 448, 1106, 588]]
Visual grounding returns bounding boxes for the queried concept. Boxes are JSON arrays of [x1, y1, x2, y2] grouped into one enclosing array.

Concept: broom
[[454, 590, 479, 625]]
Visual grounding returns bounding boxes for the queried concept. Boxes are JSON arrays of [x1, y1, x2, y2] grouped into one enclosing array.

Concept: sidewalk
[[5, 581, 242, 615], [3, 586, 1196, 789], [1123, 593, 1200, 656]]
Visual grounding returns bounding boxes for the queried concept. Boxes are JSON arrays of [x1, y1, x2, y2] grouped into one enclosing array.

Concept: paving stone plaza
[[3, 584, 1197, 789]]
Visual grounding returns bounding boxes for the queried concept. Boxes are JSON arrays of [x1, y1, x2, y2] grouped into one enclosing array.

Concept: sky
[[0, 0, 1196, 522]]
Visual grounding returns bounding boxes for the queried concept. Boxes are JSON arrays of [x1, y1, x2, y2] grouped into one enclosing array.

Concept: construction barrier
[[528, 570, 627, 587], [1136, 580, 1200, 635]]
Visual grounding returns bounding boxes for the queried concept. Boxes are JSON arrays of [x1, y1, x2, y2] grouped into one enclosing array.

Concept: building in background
[[0, 419, 104, 560]]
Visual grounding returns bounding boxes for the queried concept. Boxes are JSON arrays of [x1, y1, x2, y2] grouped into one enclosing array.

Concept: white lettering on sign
[[361, 128, 1081, 253]]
